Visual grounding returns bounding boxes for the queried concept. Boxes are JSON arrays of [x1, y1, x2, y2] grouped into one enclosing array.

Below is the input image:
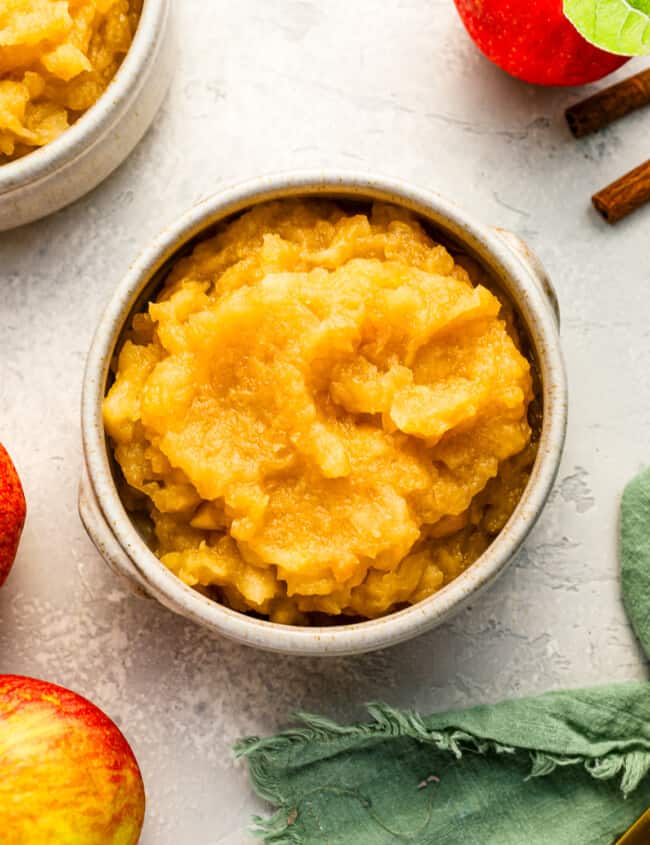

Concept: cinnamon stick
[[566, 68, 650, 138], [592, 159, 650, 224], [615, 807, 650, 844]]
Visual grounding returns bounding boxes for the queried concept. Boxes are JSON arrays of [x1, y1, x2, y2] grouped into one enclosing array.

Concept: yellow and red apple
[[0, 675, 145, 845], [0, 442, 26, 587]]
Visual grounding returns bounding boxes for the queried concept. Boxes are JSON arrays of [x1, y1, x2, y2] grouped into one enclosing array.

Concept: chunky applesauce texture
[[103, 201, 536, 624], [0, 0, 141, 160]]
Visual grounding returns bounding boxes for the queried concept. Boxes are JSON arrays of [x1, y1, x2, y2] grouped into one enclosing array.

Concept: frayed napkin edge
[[234, 703, 650, 844]]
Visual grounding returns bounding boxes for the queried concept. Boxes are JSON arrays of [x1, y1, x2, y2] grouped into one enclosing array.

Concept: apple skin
[[0, 675, 145, 845], [0, 442, 26, 587], [453, 0, 630, 86]]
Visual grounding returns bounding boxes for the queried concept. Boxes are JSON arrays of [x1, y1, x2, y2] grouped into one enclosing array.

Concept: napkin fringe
[[235, 703, 650, 844], [247, 811, 303, 845], [527, 748, 650, 793]]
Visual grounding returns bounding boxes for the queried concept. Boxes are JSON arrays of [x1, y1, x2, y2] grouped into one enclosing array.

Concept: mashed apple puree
[[103, 200, 536, 624], [0, 0, 141, 160]]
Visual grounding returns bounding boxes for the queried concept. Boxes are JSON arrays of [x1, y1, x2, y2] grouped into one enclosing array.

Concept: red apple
[[0, 675, 145, 845], [0, 442, 26, 587], [453, 0, 630, 86]]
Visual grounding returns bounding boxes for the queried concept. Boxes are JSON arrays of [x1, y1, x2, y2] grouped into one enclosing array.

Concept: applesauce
[[0, 0, 142, 160], [103, 200, 537, 624]]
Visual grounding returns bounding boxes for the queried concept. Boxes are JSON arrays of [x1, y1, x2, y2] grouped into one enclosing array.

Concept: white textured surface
[[1, 2, 650, 842]]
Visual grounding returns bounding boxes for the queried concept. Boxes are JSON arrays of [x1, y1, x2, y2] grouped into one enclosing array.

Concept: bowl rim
[[81, 170, 568, 655], [0, 0, 169, 196]]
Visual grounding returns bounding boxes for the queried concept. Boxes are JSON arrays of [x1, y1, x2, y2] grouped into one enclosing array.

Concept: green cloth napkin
[[236, 470, 650, 844], [622, 468, 650, 659]]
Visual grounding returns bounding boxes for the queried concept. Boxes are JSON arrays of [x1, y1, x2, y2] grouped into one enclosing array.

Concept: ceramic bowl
[[80, 171, 568, 656], [0, 0, 174, 232]]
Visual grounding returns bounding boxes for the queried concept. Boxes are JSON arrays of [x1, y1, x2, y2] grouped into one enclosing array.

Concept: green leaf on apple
[[564, 0, 650, 55]]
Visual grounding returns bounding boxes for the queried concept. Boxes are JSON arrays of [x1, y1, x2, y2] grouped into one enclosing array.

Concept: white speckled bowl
[[0, 0, 173, 232], [80, 171, 568, 656]]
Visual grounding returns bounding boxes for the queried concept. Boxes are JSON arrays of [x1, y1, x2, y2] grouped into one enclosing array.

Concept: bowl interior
[[96, 182, 559, 645]]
